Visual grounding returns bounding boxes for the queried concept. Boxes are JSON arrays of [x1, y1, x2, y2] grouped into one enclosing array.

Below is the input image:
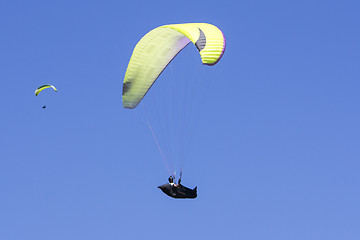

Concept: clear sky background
[[1, 0, 360, 239]]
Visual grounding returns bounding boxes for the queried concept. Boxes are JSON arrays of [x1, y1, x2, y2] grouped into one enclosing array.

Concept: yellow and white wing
[[122, 23, 226, 109], [35, 84, 57, 96]]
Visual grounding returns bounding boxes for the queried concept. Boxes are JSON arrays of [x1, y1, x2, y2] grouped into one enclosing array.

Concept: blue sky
[[1, 0, 360, 239]]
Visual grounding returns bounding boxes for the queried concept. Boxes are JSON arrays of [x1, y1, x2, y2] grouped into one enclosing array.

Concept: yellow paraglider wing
[[35, 84, 57, 96], [122, 23, 226, 109]]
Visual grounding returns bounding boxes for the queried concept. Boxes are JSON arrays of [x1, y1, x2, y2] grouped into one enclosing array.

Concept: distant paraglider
[[35, 84, 57, 108]]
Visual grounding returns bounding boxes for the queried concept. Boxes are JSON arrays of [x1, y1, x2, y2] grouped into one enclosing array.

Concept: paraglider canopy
[[122, 23, 226, 109], [35, 84, 57, 96]]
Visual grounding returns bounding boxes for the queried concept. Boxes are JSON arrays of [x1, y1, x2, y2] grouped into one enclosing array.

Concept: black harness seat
[[158, 183, 197, 199]]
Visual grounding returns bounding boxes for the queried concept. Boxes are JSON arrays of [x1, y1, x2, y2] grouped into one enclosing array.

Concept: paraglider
[[122, 23, 226, 198], [35, 84, 57, 108]]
